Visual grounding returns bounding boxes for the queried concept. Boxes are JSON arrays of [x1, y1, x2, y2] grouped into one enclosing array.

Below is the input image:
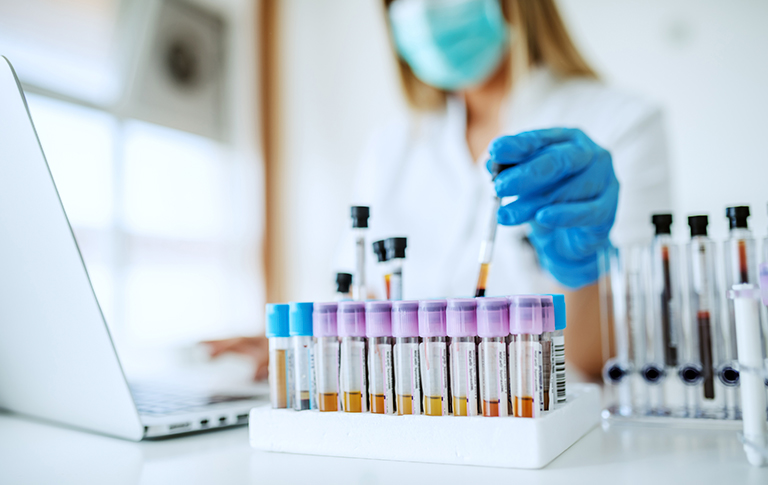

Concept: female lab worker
[[208, 0, 670, 379]]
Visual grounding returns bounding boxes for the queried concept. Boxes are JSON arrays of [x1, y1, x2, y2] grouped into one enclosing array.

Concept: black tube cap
[[726, 206, 750, 230], [651, 213, 673, 235], [490, 162, 518, 180], [688, 215, 708, 237], [351, 206, 369, 228], [385, 237, 407, 260], [372, 240, 388, 263], [336, 272, 352, 294]]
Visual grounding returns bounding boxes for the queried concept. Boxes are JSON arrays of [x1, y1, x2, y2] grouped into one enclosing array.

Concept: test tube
[[338, 301, 368, 412], [549, 294, 568, 408], [474, 162, 517, 297], [385, 237, 407, 301], [392, 300, 421, 415], [539, 295, 556, 411], [476, 297, 509, 417], [372, 240, 391, 299], [418, 299, 450, 416], [509, 295, 544, 418], [313, 302, 340, 412], [447, 298, 479, 416], [266, 303, 293, 409], [351, 206, 370, 301], [289, 302, 315, 411], [684, 216, 726, 418], [335, 272, 352, 301], [650, 214, 683, 414], [366, 301, 395, 414]]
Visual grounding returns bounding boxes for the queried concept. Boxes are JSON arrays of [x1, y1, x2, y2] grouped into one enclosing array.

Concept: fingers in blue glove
[[488, 128, 585, 164], [535, 179, 619, 229]]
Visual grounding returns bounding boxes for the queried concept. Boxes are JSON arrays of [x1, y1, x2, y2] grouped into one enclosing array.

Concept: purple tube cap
[[418, 299, 447, 337], [366, 301, 393, 337], [510, 295, 544, 335], [539, 295, 555, 333], [337, 301, 366, 337], [446, 298, 478, 337], [476, 297, 509, 337], [392, 300, 419, 337], [313, 302, 338, 337]]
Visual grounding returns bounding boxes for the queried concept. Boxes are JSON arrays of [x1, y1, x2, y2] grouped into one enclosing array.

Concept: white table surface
[[1, 410, 767, 485]]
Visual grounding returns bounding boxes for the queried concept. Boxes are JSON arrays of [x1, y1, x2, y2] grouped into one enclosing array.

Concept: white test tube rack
[[249, 383, 599, 469]]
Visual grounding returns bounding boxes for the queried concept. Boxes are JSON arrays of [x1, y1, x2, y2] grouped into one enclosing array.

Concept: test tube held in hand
[[366, 301, 396, 414], [338, 301, 368, 412], [351, 206, 370, 301], [476, 297, 509, 417], [418, 300, 450, 416], [266, 303, 293, 409], [447, 298, 480, 416], [509, 296, 545, 418], [313, 302, 341, 412], [385, 237, 407, 300], [289, 302, 316, 411], [392, 300, 422, 415]]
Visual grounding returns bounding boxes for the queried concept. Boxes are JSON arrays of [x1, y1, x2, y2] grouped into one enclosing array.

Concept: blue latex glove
[[487, 128, 619, 289]]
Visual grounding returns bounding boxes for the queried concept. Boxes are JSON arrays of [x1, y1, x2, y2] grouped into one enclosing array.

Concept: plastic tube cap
[[366, 301, 393, 337], [336, 273, 352, 294], [338, 301, 366, 337], [392, 300, 419, 337], [385, 237, 407, 260], [540, 294, 555, 333], [509, 296, 543, 335], [418, 299, 447, 337], [651, 213, 673, 235], [688, 215, 708, 237], [726, 205, 750, 230], [372, 240, 389, 263], [476, 297, 508, 337], [446, 298, 478, 337], [289, 302, 314, 336], [265, 303, 290, 338], [549, 294, 567, 331], [313, 302, 338, 337], [351, 206, 370, 228]]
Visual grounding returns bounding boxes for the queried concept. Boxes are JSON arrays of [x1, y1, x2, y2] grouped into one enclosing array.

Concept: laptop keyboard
[[130, 384, 258, 416]]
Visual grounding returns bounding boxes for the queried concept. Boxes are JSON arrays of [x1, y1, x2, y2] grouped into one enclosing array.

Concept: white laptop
[[0, 56, 265, 440]]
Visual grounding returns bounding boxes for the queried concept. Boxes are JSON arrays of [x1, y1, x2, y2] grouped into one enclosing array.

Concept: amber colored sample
[[453, 396, 468, 416], [319, 392, 338, 412], [370, 393, 386, 414], [483, 400, 500, 417], [397, 395, 414, 415], [273, 349, 287, 408], [424, 395, 443, 416], [514, 396, 534, 418], [343, 391, 362, 413]]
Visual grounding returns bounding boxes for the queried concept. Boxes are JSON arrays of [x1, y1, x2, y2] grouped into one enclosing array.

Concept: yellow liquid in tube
[[319, 392, 338, 412], [273, 349, 287, 408], [474, 263, 490, 298], [397, 395, 413, 415], [344, 391, 362, 413], [424, 395, 443, 416], [514, 396, 534, 418], [453, 396, 468, 416], [370, 393, 386, 414]]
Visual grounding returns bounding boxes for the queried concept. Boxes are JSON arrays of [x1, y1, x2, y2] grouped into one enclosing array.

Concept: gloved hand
[[486, 128, 619, 289]]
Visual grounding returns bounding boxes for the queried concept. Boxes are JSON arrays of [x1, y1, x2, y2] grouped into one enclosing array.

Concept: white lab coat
[[339, 67, 671, 300]]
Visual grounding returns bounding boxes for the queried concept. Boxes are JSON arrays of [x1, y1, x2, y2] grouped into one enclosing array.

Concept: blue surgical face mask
[[388, 0, 511, 91]]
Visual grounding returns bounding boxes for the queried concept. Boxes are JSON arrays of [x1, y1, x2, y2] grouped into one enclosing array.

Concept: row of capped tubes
[[266, 295, 567, 418]]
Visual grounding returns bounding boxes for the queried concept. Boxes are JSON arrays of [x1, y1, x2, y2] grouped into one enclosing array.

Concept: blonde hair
[[383, 0, 598, 111]]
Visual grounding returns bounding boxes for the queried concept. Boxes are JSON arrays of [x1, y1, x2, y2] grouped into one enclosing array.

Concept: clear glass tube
[[292, 335, 315, 411], [394, 337, 421, 415], [390, 259, 403, 301], [419, 336, 449, 416], [340, 336, 367, 412], [510, 334, 543, 417], [479, 337, 508, 417], [541, 332, 553, 412], [268, 337, 293, 409], [552, 329, 566, 407], [450, 336, 479, 416], [368, 336, 395, 414], [474, 196, 501, 298], [314, 336, 340, 412], [353, 228, 366, 301]]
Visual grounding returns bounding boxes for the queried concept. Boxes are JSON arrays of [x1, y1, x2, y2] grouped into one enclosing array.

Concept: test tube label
[[553, 335, 566, 405], [369, 341, 395, 414], [479, 341, 509, 417], [420, 341, 449, 416], [395, 340, 422, 415], [450, 340, 479, 416]]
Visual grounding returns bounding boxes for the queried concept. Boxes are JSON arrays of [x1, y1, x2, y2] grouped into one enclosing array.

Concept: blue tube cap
[[289, 302, 314, 336], [549, 294, 567, 330], [265, 303, 290, 338]]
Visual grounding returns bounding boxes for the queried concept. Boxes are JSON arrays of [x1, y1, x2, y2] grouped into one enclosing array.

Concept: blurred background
[[1, 0, 767, 359]]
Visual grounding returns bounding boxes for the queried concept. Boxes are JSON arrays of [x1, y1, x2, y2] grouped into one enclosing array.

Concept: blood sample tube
[[392, 300, 421, 415], [338, 301, 368, 413], [335, 272, 353, 301], [289, 302, 315, 411], [313, 302, 340, 412], [385, 237, 407, 301], [447, 298, 479, 416], [550, 294, 568, 408], [509, 295, 544, 418], [372, 240, 391, 299], [418, 299, 449, 416], [351, 206, 369, 301], [266, 303, 293, 409], [538, 295, 556, 411], [476, 297, 509, 417], [366, 301, 395, 414]]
